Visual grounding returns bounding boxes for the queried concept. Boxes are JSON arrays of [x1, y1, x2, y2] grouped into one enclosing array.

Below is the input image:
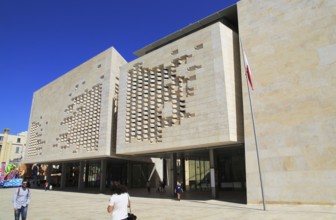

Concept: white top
[[108, 193, 129, 220], [13, 187, 31, 209]]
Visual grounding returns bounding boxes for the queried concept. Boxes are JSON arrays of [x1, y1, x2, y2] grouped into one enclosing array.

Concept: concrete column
[[46, 164, 52, 183], [100, 159, 106, 193], [60, 163, 67, 189], [85, 162, 89, 187], [209, 149, 217, 199], [184, 159, 190, 190], [169, 153, 177, 198], [78, 161, 85, 190], [127, 161, 132, 188], [163, 159, 167, 185], [181, 158, 186, 191]]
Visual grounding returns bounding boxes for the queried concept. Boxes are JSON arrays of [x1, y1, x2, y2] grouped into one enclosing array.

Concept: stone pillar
[[0, 128, 10, 164], [209, 149, 217, 199], [100, 159, 106, 193], [78, 161, 85, 190], [60, 163, 67, 189]]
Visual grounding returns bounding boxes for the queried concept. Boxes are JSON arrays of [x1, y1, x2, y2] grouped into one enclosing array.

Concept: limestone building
[[25, 48, 124, 162], [117, 19, 245, 199], [0, 129, 27, 180], [25, 0, 336, 206], [237, 0, 336, 205], [25, 48, 155, 190]]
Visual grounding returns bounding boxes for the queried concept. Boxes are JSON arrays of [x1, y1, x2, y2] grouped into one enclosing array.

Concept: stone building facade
[[24, 0, 336, 206], [117, 22, 243, 155], [0, 129, 27, 165], [25, 48, 154, 190], [238, 0, 336, 205], [25, 48, 125, 163]]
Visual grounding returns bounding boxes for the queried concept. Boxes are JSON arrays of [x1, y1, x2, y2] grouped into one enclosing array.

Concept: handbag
[[127, 213, 137, 220], [127, 208, 137, 220]]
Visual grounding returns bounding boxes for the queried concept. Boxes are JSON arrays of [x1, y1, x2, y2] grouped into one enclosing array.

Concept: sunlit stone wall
[[238, 0, 336, 205], [25, 48, 126, 163], [117, 22, 244, 155]]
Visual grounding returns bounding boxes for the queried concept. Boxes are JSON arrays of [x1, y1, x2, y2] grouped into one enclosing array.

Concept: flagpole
[[240, 41, 266, 211]]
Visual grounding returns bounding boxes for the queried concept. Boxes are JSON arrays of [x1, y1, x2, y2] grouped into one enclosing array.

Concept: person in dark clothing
[[175, 182, 183, 201]]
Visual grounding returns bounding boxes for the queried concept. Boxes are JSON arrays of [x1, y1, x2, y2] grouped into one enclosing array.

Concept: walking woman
[[107, 182, 131, 220]]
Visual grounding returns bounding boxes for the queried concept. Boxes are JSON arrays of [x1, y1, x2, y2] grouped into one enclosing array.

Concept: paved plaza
[[1, 188, 335, 220]]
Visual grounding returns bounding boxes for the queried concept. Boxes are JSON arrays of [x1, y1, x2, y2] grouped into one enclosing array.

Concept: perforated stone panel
[[27, 121, 45, 157], [125, 55, 197, 144], [117, 23, 244, 155], [25, 48, 126, 163], [58, 83, 102, 153]]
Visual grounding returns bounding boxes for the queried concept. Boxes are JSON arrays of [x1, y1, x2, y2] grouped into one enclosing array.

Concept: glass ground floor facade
[[186, 150, 245, 192], [172, 146, 246, 193], [24, 145, 246, 203]]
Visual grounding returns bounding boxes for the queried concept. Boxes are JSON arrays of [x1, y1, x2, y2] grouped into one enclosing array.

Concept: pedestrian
[[44, 181, 49, 191], [175, 182, 183, 201], [107, 183, 131, 220], [14, 180, 31, 220]]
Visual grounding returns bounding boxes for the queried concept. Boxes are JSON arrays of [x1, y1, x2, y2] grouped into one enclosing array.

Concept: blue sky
[[0, 0, 238, 135]]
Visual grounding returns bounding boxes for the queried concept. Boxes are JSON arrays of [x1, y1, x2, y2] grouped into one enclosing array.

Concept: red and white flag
[[242, 48, 254, 90]]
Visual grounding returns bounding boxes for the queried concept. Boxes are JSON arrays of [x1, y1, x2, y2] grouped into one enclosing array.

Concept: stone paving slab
[[0, 188, 335, 220]]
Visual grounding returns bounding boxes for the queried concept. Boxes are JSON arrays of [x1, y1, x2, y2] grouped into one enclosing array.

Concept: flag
[[242, 48, 254, 90]]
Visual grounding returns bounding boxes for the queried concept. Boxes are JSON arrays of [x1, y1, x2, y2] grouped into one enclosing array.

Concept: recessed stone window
[[195, 43, 203, 50], [171, 49, 178, 55]]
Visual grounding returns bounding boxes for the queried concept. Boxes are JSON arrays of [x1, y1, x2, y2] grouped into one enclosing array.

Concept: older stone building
[[0, 129, 27, 166]]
